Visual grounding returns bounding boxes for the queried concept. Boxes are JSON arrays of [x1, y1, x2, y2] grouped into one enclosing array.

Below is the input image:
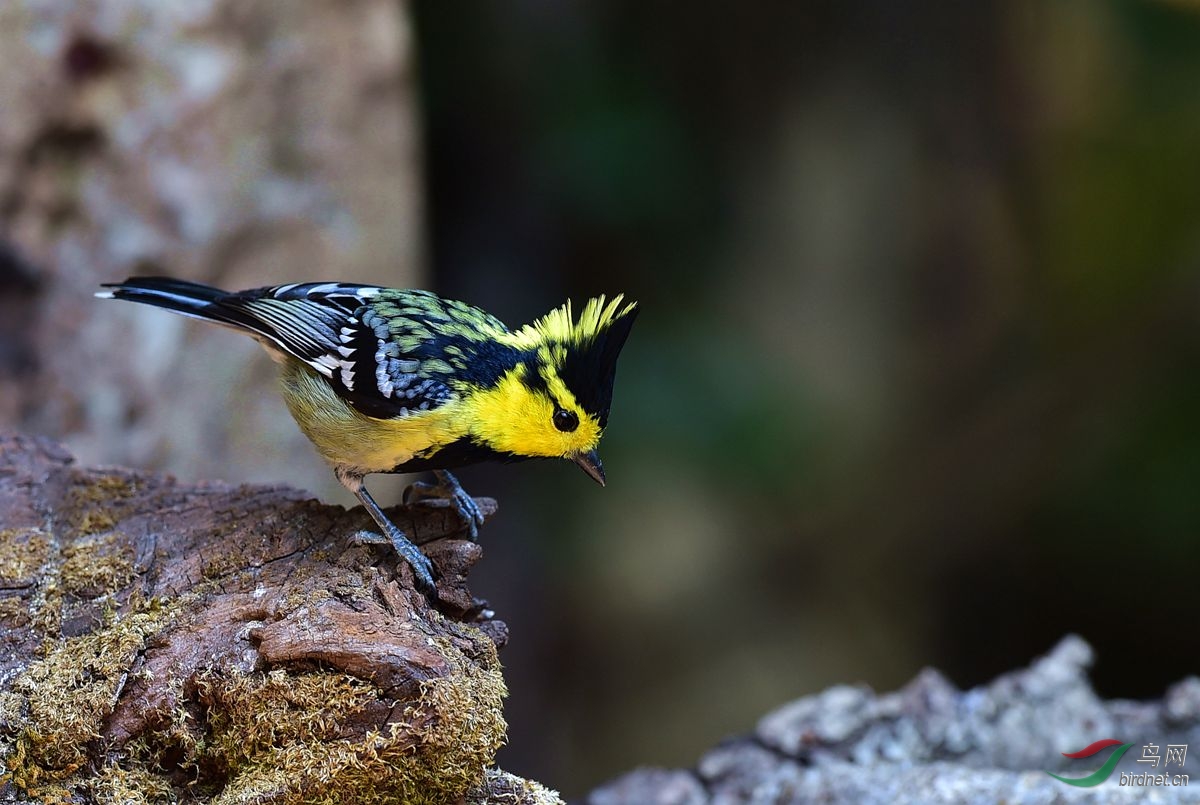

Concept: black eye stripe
[[553, 408, 579, 433]]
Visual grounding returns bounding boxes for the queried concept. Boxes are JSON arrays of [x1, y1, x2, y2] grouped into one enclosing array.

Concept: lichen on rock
[[588, 636, 1200, 805]]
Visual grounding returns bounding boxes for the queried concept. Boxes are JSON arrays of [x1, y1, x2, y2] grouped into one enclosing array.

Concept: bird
[[97, 277, 638, 595]]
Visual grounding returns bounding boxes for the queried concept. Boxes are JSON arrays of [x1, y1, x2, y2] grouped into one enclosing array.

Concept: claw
[[403, 480, 447, 506], [351, 528, 436, 593], [405, 471, 486, 541], [336, 467, 438, 597], [349, 530, 389, 546]]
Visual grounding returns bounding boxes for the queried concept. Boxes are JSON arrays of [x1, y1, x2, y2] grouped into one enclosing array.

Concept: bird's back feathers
[[99, 278, 512, 419], [99, 277, 638, 469]]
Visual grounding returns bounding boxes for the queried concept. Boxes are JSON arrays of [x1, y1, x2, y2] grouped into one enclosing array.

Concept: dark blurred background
[[3, 0, 1200, 799], [415, 0, 1200, 794]]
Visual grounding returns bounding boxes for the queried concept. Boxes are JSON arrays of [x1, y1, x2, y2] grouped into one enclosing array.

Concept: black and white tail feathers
[[97, 276, 378, 377], [97, 276, 229, 320], [96, 275, 274, 335]]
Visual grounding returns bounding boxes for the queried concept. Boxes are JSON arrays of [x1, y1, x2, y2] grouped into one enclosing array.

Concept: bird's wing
[[217, 284, 463, 419]]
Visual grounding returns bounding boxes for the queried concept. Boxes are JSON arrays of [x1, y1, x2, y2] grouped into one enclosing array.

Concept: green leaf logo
[[1045, 740, 1134, 787]]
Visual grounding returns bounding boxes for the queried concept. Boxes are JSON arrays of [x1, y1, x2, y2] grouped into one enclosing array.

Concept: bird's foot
[[404, 471, 485, 541], [350, 527, 436, 594]]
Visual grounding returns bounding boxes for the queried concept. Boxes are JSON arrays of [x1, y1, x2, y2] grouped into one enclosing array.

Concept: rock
[[589, 636, 1200, 804], [468, 769, 564, 805], [588, 768, 708, 805]]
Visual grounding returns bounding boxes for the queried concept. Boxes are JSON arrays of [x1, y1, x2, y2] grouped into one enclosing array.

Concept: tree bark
[[0, 431, 561, 805]]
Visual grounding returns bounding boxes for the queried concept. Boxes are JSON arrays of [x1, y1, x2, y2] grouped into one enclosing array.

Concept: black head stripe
[[519, 355, 550, 395], [556, 306, 638, 427]]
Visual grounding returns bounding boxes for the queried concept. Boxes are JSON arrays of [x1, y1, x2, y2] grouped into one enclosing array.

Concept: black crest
[[557, 305, 638, 427]]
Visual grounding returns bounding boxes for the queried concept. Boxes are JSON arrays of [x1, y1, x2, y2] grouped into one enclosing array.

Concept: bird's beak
[[572, 450, 606, 487]]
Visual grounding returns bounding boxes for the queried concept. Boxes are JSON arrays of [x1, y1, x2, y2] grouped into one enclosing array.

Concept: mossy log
[[0, 432, 561, 805]]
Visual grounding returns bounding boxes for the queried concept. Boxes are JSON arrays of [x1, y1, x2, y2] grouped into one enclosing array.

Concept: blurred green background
[[411, 0, 1200, 795], [3, 0, 1200, 799]]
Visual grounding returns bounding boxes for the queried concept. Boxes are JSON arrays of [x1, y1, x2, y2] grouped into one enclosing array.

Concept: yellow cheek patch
[[461, 371, 601, 458]]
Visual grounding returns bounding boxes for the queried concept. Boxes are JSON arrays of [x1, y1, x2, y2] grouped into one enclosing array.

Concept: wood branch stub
[[0, 431, 560, 805]]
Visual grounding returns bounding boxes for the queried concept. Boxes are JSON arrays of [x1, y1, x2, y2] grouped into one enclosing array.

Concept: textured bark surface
[[0, 431, 561, 805], [588, 637, 1200, 804]]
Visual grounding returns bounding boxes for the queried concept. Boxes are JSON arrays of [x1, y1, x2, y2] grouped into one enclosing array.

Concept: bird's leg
[[336, 467, 436, 594], [403, 470, 485, 542]]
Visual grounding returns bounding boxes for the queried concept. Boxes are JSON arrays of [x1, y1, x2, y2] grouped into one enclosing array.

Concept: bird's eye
[[553, 408, 579, 433]]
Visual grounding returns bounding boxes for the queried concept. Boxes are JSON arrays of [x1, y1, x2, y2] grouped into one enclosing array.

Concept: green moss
[[83, 761, 176, 805], [1, 598, 183, 797], [73, 510, 117, 535], [4, 600, 512, 804], [3, 604, 512, 804], [121, 671, 204, 790], [209, 632, 508, 805], [196, 668, 381, 774]]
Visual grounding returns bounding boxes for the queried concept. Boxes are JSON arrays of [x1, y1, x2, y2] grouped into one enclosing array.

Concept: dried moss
[[201, 548, 253, 582], [0, 594, 30, 629], [62, 473, 138, 537], [83, 760, 176, 805], [28, 575, 62, 639], [60, 532, 137, 598], [278, 583, 333, 613], [73, 509, 117, 536], [5, 617, 513, 804], [68, 473, 139, 503], [197, 667, 381, 773], [209, 632, 508, 805], [0, 528, 50, 585], [1, 597, 182, 798], [120, 670, 204, 796], [0, 529, 61, 639]]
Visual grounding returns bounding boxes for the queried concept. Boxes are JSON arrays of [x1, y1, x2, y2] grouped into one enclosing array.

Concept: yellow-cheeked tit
[[97, 277, 638, 594]]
